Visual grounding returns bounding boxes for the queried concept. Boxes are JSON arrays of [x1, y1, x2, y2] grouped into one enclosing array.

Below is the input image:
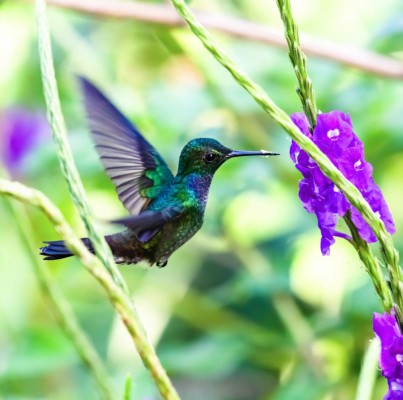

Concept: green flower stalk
[[1, 171, 114, 400], [289, 110, 395, 311], [169, 0, 401, 313], [34, 1, 180, 398], [35, 0, 125, 292], [168, 0, 396, 259], [276, 0, 318, 128], [355, 339, 380, 400], [274, 0, 399, 313], [0, 178, 180, 400], [345, 212, 392, 310], [274, 6, 403, 397]]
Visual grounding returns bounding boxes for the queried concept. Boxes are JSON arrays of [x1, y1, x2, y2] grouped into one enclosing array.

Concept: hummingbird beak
[[227, 149, 280, 159]]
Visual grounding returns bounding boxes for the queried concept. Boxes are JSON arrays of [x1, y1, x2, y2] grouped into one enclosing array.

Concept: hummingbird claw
[[156, 260, 168, 268]]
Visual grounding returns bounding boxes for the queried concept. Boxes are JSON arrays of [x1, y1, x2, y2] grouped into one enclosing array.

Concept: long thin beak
[[227, 149, 280, 159]]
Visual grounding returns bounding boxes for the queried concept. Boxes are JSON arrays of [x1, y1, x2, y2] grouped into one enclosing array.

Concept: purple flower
[[373, 310, 403, 399], [0, 108, 49, 176], [290, 111, 395, 255]]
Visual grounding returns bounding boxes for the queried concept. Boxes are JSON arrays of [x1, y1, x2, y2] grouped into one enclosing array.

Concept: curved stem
[[344, 213, 392, 311], [34, 1, 179, 396], [169, 0, 401, 310], [355, 339, 380, 400], [0, 178, 180, 400], [35, 0, 126, 292], [276, 0, 317, 128], [274, 0, 394, 312], [1, 174, 114, 400]]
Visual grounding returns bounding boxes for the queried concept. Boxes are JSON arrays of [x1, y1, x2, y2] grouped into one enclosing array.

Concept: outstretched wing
[[79, 77, 174, 215]]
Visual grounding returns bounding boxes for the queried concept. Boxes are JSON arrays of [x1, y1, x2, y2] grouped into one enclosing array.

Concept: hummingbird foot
[[114, 255, 142, 265], [156, 260, 168, 268]]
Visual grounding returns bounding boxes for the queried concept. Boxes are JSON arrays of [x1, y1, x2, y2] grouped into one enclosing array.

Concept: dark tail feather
[[40, 239, 93, 261]]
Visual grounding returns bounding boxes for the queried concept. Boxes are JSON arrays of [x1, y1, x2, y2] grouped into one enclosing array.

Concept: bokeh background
[[1, 0, 403, 399]]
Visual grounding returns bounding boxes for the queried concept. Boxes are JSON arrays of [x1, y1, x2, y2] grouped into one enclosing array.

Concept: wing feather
[[112, 206, 184, 242], [79, 77, 174, 215]]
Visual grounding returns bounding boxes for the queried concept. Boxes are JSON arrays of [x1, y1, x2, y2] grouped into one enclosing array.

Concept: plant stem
[[344, 213, 392, 311], [168, 0, 400, 307], [355, 339, 380, 400], [34, 1, 179, 396], [274, 0, 395, 312], [35, 0, 126, 293], [123, 374, 132, 400], [0, 170, 114, 399], [275, 0, 317, 128], [0, 178, 180, 400]]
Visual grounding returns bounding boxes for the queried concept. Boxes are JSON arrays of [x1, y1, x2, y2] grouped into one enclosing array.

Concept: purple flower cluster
[[373, 310, 403, 399], [290, 111, 395, 255], [0, 108, 49, 176]]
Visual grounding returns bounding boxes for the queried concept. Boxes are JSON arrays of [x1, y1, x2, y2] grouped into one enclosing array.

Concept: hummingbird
[[40, 78, 279, 267]]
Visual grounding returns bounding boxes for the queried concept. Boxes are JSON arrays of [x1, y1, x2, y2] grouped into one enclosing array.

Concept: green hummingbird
[[40, 78, 279, 267]]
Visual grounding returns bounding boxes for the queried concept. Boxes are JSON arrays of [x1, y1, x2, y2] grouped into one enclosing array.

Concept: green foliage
[[0, 1, 402, 399]]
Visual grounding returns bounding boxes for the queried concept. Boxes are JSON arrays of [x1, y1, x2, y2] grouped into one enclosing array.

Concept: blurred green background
[[1, 0, 403, 399]]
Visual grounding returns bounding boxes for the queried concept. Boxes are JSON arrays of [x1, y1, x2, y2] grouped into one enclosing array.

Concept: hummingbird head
[[176, 138, 279, 178]]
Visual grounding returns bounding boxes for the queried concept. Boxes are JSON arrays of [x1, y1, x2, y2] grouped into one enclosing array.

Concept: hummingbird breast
[[153, 209, 204, 263], [107, 173, 212, 266], [147, 173, 211, 264]]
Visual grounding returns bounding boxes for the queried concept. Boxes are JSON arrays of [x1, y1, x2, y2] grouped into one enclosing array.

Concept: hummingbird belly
[[153, 211, 204, 265]]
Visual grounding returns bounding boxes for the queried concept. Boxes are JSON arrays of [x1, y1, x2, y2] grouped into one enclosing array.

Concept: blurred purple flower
[[290, 111, 395, 255], [0, 108, 49, 176], [373, 310, 403, 399]]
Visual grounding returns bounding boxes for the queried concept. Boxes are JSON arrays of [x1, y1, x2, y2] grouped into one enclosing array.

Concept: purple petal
[[338, 146, 373, 190], [321, 185, 349, 215], [314, 111, 355, 157], [350, 207, 376, 242], [364, 183, 396, 235], [0, 108, 49, 175], [373, 311, 401, 348], [290, 112, 311, 137], [317, 211, 338, 256], [298, 179, 314, 212], [289, 109, 395, 253], [290, 140, 300, 163], [386, 386, 403, 400], [373, 310, 403, 399], [350, 181, 396, 242], [290, 113, 312, 164]]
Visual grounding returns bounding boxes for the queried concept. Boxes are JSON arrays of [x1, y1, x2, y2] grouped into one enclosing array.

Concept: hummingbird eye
[[203, 152, 217, 163]]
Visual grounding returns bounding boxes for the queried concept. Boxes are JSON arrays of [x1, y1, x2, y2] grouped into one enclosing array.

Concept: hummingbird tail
[[39, 238, 94, 260]]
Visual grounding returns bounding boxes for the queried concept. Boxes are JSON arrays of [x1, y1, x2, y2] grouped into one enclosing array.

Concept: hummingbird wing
[[112, 205, 184, 243], [79, 77, 174, 215]]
